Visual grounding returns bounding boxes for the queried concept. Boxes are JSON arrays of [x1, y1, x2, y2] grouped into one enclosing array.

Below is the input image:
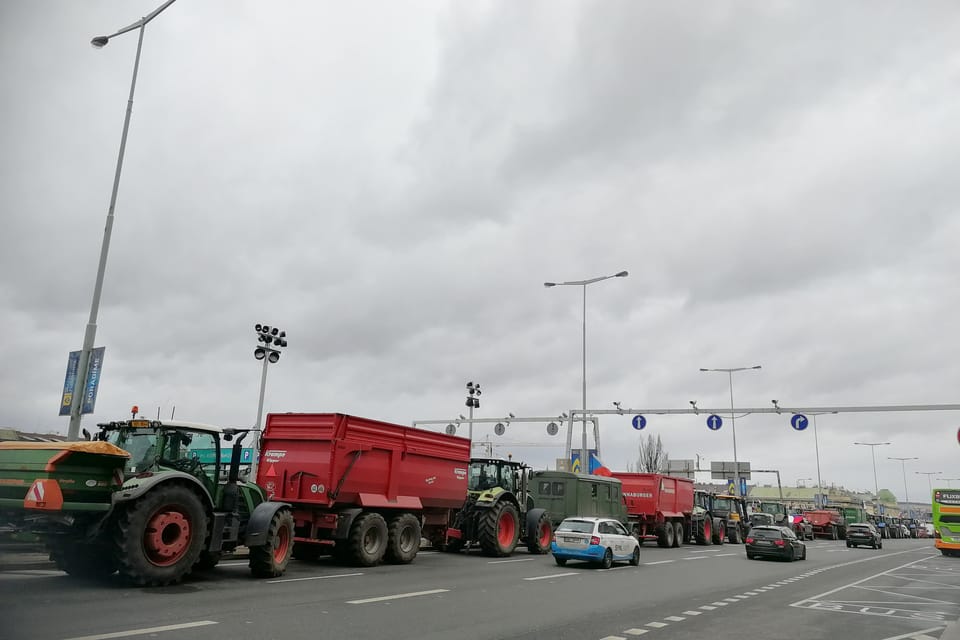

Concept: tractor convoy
[[0, 411, 920, 587]]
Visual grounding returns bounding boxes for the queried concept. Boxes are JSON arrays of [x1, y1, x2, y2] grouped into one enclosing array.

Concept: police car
[[551, 517, 641, 569]]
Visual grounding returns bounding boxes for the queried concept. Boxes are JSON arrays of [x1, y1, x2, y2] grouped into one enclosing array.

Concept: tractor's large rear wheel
[[385, 513, 421, 564], [712, 521, 726, 545], [696, 518, 711, 545], [346, 512, 388, 566], [526, 512, 552, 554], [479, 501, 520, 557], [250, 509, 294, 578], [115, 484, 208, 586], [49, 540, 117, 579]]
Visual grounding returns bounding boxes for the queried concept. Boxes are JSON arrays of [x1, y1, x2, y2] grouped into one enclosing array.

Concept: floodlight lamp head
[[268, 351, 280, 363], [509, 413, 515, 419], [543, 282, 556, 288], [615, 270, 629, 278], [255, 323, 262, 332], [91, 36, 109, 48]]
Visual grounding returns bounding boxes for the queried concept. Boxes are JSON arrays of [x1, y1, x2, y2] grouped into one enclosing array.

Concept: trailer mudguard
[[112, 471, 214, 508], [245, 501, 292, 547], [526, 507, 548, 538], [334, 508, 363, 541]]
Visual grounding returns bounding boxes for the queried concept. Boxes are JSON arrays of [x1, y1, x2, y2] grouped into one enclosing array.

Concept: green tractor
[[447, 458, 552, 557], [0, 418, 293, 586]]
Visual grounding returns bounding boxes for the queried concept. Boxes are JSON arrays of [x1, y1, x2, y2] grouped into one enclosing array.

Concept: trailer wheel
[[115, 484, 208, 586], [347, 512, 388, 566], [830, 525, 838, 540], [386, 513, 421, 564], [696, 518, 711, 545], [478, 501, 520, 557], [50, 541, 117, 579], [526, 511, 552, 555], [250, 509, 294, 578], [663, 522, 676, 548], [672, 522, 683, 548]]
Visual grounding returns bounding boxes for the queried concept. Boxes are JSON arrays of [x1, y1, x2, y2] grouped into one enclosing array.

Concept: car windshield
[[750, 528, 782, 539], [557, 520, 595, 534], [849, 525, 870, 531]]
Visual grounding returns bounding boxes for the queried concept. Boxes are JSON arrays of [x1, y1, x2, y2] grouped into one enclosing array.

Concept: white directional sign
[[632, 415, 647, 430], [791, 414, 809, 431], [707, 414, 723, 431]]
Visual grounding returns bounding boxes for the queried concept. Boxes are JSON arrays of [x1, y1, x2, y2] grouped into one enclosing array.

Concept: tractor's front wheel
[[250, 509, 294, 578], [115, 484, 208, 586], [526, 512, 552, 554], [478, 501, 520, 557]]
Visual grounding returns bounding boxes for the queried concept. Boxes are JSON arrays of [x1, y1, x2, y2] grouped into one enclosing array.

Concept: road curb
[[941, 619, 960, 640]]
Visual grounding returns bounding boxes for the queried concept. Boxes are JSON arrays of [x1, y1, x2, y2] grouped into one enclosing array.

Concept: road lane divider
[[268, 572, 363, 584], [347, 589, 449, 604], [63, 621, 217, 640], [524, 572, 579, 581]]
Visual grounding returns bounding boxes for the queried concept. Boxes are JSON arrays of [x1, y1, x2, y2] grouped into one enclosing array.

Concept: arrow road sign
[[632, 415, 647, 430], [791, 414, 809, 431], [707, 415, 723, 431]]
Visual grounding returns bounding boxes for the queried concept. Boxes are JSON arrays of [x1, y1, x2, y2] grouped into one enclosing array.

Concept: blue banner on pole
[[59, 351, 81, 416], [81, 347, 106, 414], [571, 450, 601, 473]]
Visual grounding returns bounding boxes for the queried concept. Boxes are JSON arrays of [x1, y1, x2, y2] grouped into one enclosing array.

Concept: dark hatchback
[[745, 525, 807, 561], [846, 522, 883, 549]]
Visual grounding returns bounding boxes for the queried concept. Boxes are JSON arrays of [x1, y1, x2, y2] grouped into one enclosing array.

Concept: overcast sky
[[2, 1, 958, 504]]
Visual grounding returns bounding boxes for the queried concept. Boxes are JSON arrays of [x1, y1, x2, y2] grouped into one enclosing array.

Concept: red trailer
[[258, 413, 470, 566], [611, 473, 695, 547], [803, 509, 844, 540]]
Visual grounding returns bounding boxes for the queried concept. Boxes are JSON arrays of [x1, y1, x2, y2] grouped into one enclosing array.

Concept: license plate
[[563, 537, 581, 543], [755, 540, 771, 545]]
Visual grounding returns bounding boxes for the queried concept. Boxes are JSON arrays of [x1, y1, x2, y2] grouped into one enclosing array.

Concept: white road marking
[[623, 629, 648, 636], [268, 572, 363, 584], [219, 561, 248, 567], [347, 589, 448, 604], [682, 556, 707, 561], [723, 598, 740, 602], [599, 636, 626, 640], [524, 572, 578, 581], [711, 601, 729, 606], [663, 616, 685, 622], [744, 591, 760, 595], [63, 621, 217, 640], [644, 560, 674, 565], [682, 610, 702, 616], [687, 549, 713, 553], [645, 622, 668, 628], [732, 595, 749, 599], [714, 553, 737, 557], [488, 558, 535, 564], [879, 626, 946, 640], [699, 605, 716, 611]]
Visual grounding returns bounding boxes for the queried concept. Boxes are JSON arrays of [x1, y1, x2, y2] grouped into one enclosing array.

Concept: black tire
[[728, 524, 741, 544], [526, 512, 553, 554], [747, 553, 756, 560], [672, 522, 683, 548], [830, 526, 838, 540], [49, 541, 117, 579], [801, 546, 807, 560], [713, 522, 726, 545], [696, 518, 711, 545], [115, 483, 209, 586], [194, 550, 222, 571], [878, 541, 883, 550], [555, 556, 567, 566], [292, 542, 323, 562], [478, 501, 520, 557], [250, 509, 294, 578], [345, 512, 388, 566], [657, 525, 670, 548], [599, 548, 613, 569], [629, 546, 640, 566], [663, 521, 676, 548], [386, 513, 421, 564]]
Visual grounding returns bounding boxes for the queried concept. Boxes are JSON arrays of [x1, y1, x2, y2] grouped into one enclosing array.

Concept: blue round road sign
[[632, 415, 647, 430], [707, 414, 723, 431], [791, 414, 809, 431]]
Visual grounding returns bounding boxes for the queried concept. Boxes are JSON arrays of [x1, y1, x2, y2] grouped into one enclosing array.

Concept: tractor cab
[[468, 458, 526, 495]]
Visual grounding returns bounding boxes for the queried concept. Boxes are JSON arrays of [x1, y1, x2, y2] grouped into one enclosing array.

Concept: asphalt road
[[0, 538, 956, 640]]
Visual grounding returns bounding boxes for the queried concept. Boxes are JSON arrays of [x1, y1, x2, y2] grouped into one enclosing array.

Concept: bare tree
[[627, 434, 669, 473]]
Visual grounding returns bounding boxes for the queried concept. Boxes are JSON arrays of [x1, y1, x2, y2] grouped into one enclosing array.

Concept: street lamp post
[[853, 441, 891, 498], [465, 381, 481, 443], [67, 0, 178, 440], [251, 323, 287, 478], [544, 270, 628, 468], [699, 365, 761, 497], [939, 478, 960, 489], [916, 471, 942, 496], [808, 412, 838, 508], [888, 456, 918, 505]]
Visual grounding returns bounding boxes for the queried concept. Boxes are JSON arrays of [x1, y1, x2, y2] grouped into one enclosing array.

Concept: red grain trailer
[[611, 472, 695, 547], [258, 413, 470, 566], [803, 509, 844, 540]]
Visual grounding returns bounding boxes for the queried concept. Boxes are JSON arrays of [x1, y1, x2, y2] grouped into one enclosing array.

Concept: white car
[[550, 517, 640, 569]]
